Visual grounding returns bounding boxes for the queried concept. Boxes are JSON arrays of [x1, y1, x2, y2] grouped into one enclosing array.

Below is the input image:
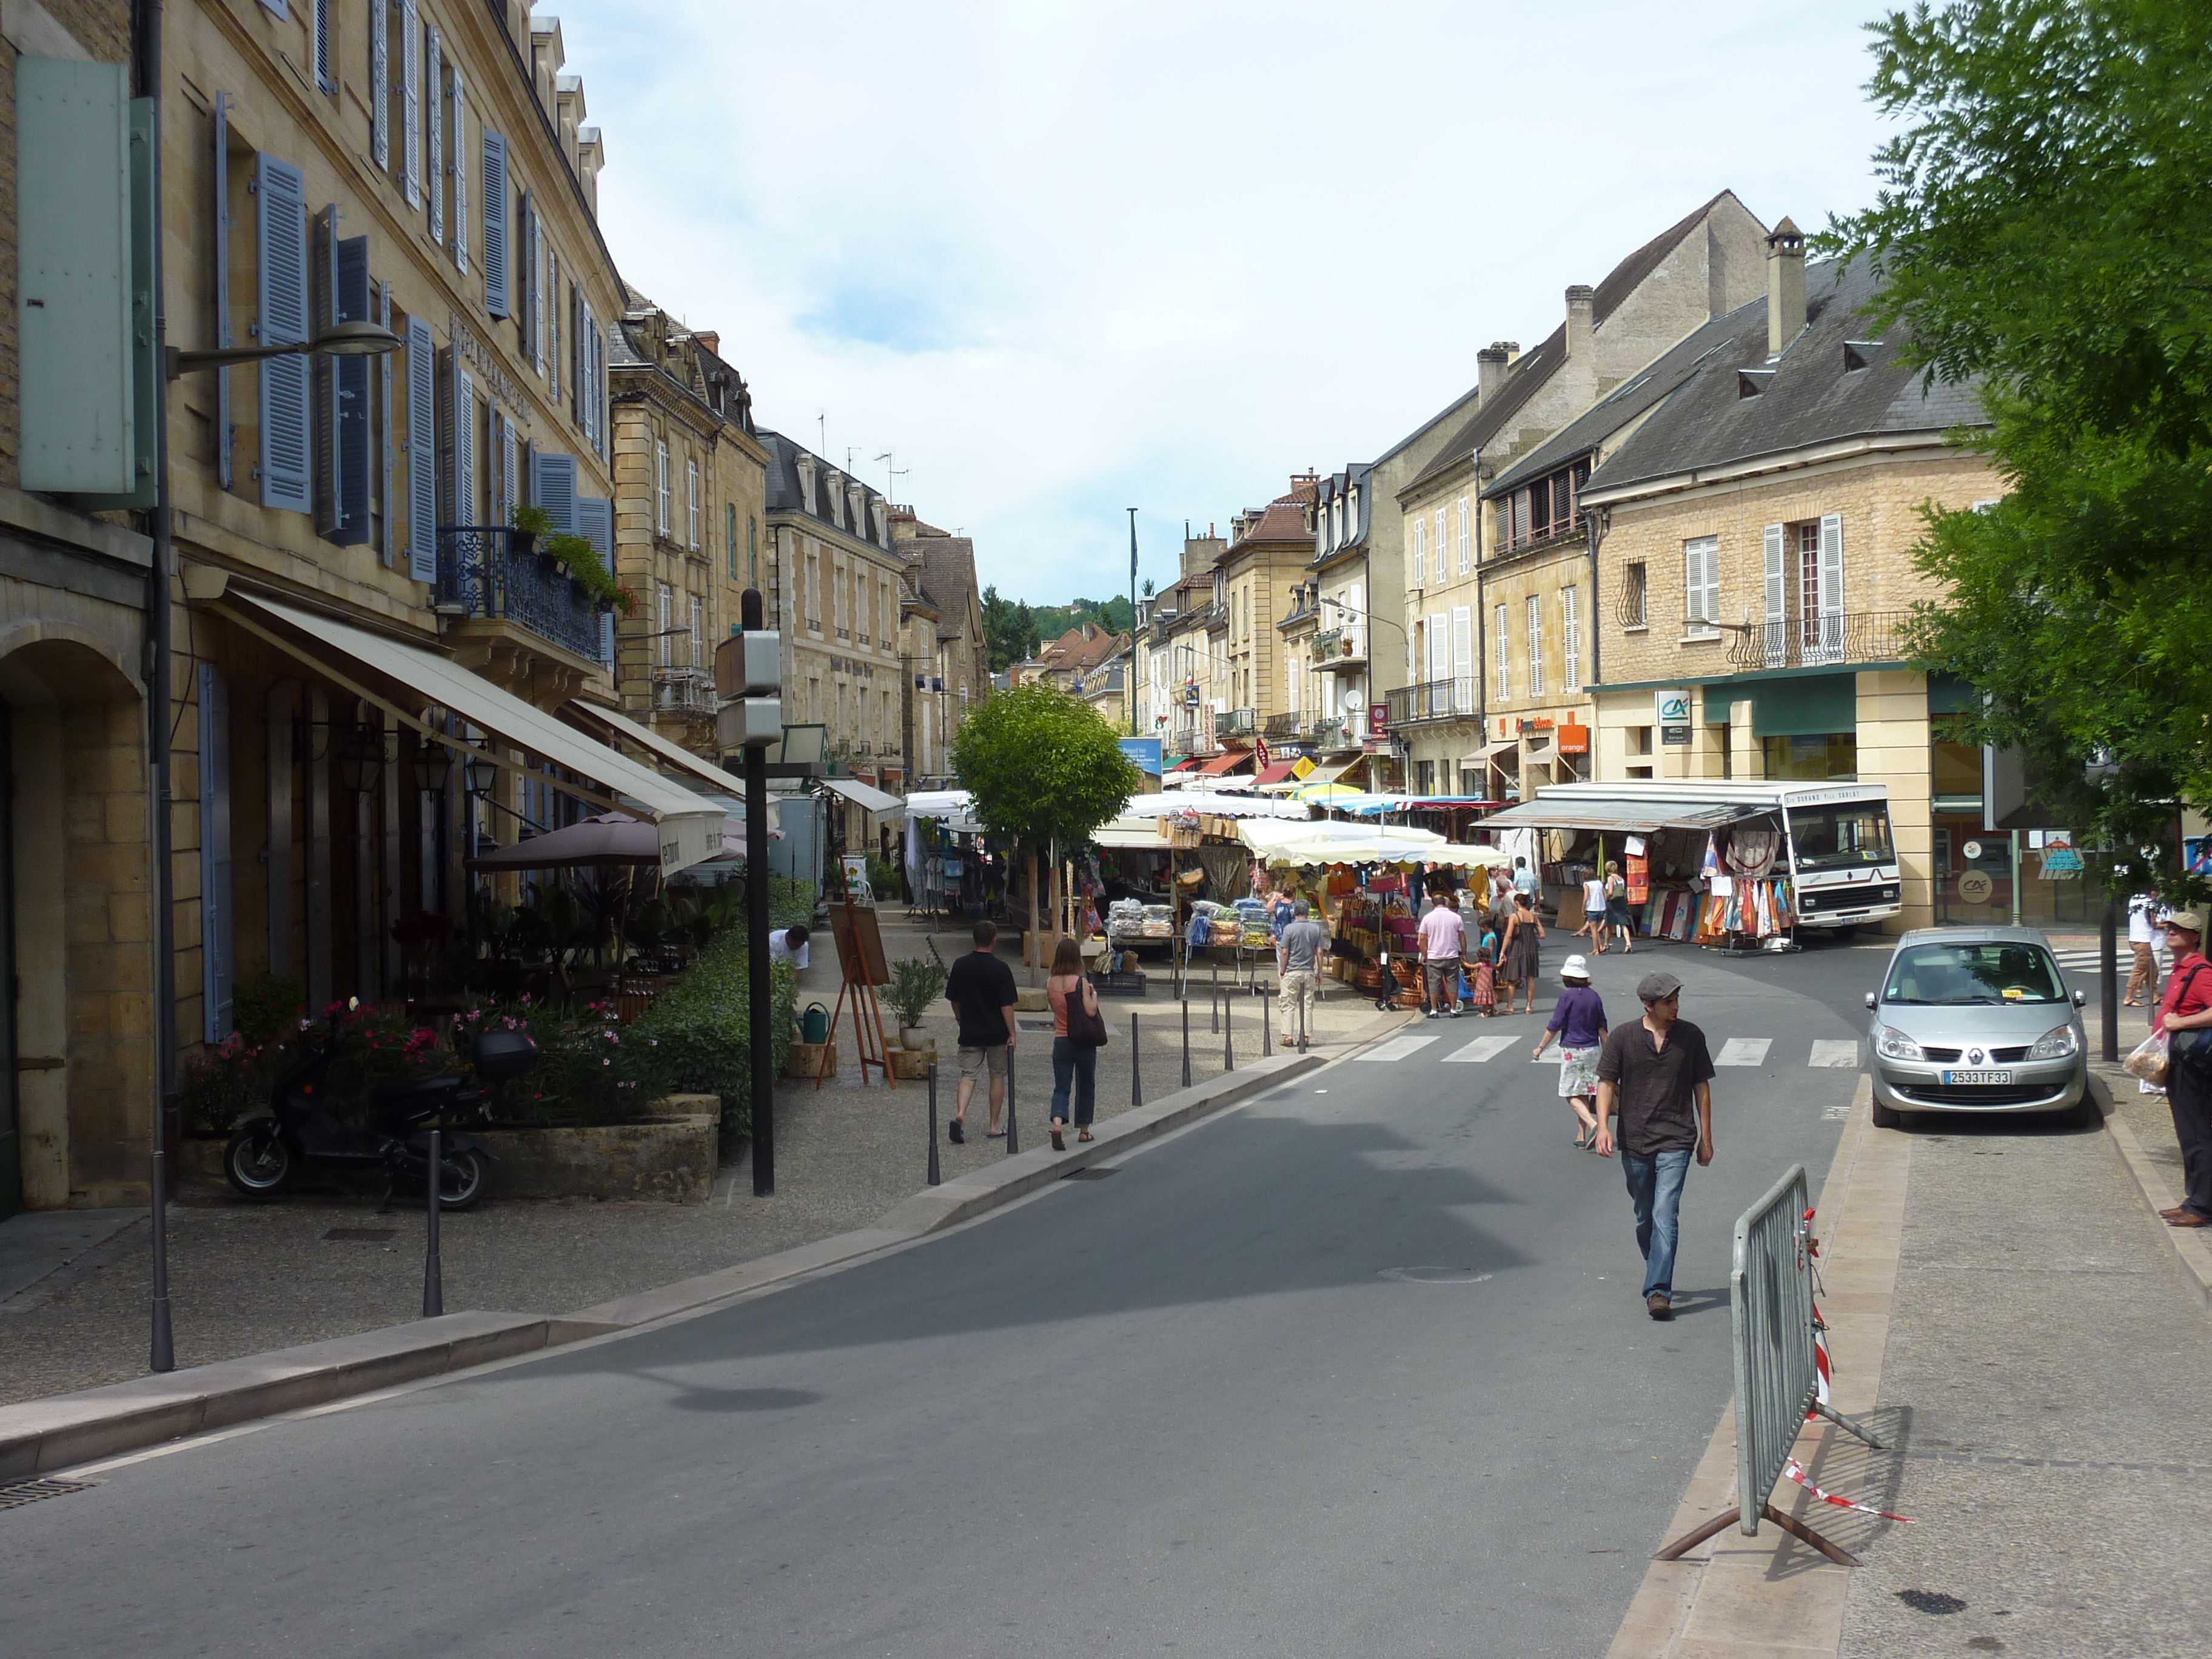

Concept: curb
[[0, 1051, 1327, 1478], [2088, 1060, 2212, 1311]]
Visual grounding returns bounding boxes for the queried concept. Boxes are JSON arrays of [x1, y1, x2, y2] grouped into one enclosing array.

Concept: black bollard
[[1210, 954, 1220, 1032], [1005, 1055, 1019, 1155], [927, 1062, 942, 1185], [1181, 997, 1192, 1088], [1263, 1002, 1272, 1057], [1224, 996, 1234, 1073], [422, 1126, 444, 1319], [1131, 1013, 1142, 1106]]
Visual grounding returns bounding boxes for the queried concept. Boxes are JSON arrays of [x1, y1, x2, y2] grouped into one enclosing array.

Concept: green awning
[[1752, 674, 1857, 739]]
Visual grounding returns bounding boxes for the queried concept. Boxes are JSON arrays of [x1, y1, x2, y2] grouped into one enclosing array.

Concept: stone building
[[1155, 527, 1228, 765], [891, 511, 987, 786], [607, 297, 768, 759], [0, 0, 153, 1213], [1391, 194, 1770, 800], [1576, 236, 1994, 930]]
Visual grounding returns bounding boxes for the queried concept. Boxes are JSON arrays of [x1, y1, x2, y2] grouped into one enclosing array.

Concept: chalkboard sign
[[830, 900, 890, 986]]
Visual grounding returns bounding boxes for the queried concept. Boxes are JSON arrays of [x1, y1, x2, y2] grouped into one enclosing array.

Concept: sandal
[[986, 1130, 1008, 1139], [1050, 1125, 1066, 1152], [1078, 1130, 1093, 1142]]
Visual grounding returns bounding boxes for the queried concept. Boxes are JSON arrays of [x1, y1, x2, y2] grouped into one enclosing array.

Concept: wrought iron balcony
[[1385, 677, 1481, 727], [437, 526, 609, 665], [1311, 716, 1346, 750], [650, 665, 716, 715], [1311, 627, 1366, 669], [1218, 706, 1259, 739], [1723, 609, 1910, 672], [1263, 712, 1301, 740]]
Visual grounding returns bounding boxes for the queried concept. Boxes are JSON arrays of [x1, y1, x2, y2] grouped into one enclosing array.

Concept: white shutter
[[255, 153, 312, 514], [1495, 604, 1510, 700], [369, 0, 389, 169], [400, 0, 421, 207], [1426, 611, 1448, 686], [1761, 522, 1786, 662], [443, 355, 475, 527], [1527, 595, 1544, 698], [1456, 497, 1470, 574], [424, 26, 443, 244], [1450, 605, 1473, 714], [548, 250, 560, 402], [448, 69, 469, 274], [405, 317, 437, 581], [499, 415, 518, 525], [689, 594, 703, 668], [1816, 511, 1845, 664], [1412, 518, 1426, 586], [1561, 585, 1581, 693]]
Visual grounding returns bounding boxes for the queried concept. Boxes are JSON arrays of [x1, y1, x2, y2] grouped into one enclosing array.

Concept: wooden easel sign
[[818, 900, 895, 1089]]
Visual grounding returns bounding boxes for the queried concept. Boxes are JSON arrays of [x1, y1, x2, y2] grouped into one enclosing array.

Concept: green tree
[[951, 683, 1139, 980], [1825, 0, 2212, 897], [980, 585, 1041, 672]]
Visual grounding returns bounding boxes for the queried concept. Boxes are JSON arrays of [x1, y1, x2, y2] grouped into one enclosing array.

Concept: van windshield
[[1789, 803, 1895, 871], [1883, 942, 2066, 1005]]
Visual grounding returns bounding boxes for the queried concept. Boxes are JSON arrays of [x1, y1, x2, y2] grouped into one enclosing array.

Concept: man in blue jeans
[[1593, 970, 1716, 1320]]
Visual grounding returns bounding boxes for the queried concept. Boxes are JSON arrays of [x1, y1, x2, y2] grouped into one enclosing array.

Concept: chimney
[[1477, 343, 1510, 401], [1563, 285, 1597, 406], [693, 329, 719, 357], [1766, 216, 1806, 358]]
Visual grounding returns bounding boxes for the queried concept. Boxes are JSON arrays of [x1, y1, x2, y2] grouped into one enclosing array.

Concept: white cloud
[[551, 0, 1895, 602]]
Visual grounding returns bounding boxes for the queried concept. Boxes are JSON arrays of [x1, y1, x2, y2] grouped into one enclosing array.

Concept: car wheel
[[1871, 1098, 1904, 1130], [1829, 925, 1859, 944]]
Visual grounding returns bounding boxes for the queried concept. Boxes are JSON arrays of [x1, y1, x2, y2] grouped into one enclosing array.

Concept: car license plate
[[1942, 1069, 2013, 1086]]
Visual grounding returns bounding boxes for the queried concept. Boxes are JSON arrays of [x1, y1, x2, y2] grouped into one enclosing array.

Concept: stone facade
[[891, 511, 987, 788]]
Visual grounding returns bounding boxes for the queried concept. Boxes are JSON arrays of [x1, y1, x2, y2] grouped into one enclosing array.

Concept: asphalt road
[[4, 941, 1888, 1658]]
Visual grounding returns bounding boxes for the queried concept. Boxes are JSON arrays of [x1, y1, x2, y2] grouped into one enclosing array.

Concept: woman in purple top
[[1532, 954, 1609, 1150]]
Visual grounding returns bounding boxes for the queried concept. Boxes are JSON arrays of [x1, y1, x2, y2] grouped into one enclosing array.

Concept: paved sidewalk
[[0, 912, 1409, 1407]]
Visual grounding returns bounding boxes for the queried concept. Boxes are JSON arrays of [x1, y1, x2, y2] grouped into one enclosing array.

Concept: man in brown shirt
[[1594, 969, 1717, 1320]]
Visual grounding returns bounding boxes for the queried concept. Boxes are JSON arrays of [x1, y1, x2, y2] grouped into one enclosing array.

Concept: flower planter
[[899, 1027, 930, 1051]]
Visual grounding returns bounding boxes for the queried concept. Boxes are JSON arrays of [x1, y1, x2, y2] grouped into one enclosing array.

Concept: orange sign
[[1557, 722, 1590, 755]]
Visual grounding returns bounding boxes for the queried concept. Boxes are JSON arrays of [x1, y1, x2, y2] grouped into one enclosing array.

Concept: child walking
[[1470, 945, 1498, 1016]]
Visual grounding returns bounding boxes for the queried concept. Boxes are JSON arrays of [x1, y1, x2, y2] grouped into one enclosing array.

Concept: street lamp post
[[1127, 507, 1139, 737]]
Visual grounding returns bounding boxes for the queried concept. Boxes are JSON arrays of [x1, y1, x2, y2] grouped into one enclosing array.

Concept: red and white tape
[[1785, 1458, 1914, 1523]]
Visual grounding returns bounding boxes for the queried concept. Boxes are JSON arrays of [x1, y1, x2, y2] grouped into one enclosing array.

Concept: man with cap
[[1594, 969, 1717, 1319], [1276, 900, 1330, 1047], [2156, 907, 2212, 1228]]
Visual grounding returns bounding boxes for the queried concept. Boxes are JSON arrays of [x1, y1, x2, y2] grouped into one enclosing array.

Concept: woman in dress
[[1045, 936, 1102, 1151], [1532, 954, 1609, 1147], [1603, 860, 1635, 956], [1498, 890, 1545, 1014]]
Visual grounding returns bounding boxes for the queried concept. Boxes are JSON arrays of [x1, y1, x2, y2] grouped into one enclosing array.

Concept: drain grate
[[0, 1478, 93, 1511], [323, 1227, 396, 1242], [1062, 1166, 1118, 1181]]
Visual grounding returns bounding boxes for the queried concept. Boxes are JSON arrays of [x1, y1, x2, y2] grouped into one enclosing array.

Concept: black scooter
[[223, 1004, 535, 1211]]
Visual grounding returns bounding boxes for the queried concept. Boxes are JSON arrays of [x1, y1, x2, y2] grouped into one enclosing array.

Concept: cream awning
[[561, 701, 779, 834], [820, 776, 907, 818], [219, 592, 724, 874]]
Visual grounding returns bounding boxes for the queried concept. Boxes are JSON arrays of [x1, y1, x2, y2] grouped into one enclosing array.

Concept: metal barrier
[[1655, 1164, 1882, 1565]]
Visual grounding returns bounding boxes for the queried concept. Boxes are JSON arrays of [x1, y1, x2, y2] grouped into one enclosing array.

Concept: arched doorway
[[0, 634, 150, 1215]]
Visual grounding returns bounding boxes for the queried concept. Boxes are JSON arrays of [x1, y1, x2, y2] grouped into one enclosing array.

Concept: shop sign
[[1369, 702, 1390, 735], [1558, 722, 1590, 755], [2039, 831, 2083, 878], [1290, 756, 1315, 779], [1656, 687, 1693, 746], [1255, 737, 1270, 769]]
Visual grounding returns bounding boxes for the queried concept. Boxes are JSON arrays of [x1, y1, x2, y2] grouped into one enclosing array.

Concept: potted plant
[[885, 956, 947, 1050]]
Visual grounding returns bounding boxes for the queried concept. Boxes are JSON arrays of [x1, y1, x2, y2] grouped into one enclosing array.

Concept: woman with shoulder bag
[[1047, 936, 1107, 1152], [2156, 910, 2212, 1227]]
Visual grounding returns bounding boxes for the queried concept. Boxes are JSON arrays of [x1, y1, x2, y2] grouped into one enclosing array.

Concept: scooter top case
[[470, 1030, 538, 1082]]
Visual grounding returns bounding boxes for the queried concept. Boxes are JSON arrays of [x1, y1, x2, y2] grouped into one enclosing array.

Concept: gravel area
[[0, 914, 1413, 1406]]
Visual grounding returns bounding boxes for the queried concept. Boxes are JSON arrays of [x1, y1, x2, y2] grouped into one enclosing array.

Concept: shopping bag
[[2123, 1028, 2170, 1085]]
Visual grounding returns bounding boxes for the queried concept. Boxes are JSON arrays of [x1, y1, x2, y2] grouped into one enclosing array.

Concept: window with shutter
[[498, 416, 518, 525], [687, 458, 699, 547], [548, 254, 560, 401], [378, 281, 395, 565], [748, 515, 757, 587], [1412, 518, 1426, 586], [400, 0, 421, 207], [531, 451, 577, 534], [1426, 611, 1447, 688], [1561, 585, 1580, 693], [655, 440, 670, 534], [441, 350, 475, 528], [657, 584, 672, 666], [213, 93, 233, 491], [448, 69, 469, 273], [333, 234, 370, 545], [480, 130, 507, 316], [256, 153, 312, 514], [1815, 512, 1845, 663], [314, 207, 340, 536], [1450, 605, 1472, 710], [1495, 605, 1510, 700], [313, 0, 333, 92], [689, 595, 703, 668], [406, 318, 437, 580], [1760, 523, 1785, 660], [525, 196, 541, 369], [369, 0, 388, 167], [726, 503, 737, 581], [1527, 595, 1544, 699], [198, 663, 234, 1042], [1456, 497, 1470, 575], [577, 496, 612, 562], [424, 27, 443, 244]]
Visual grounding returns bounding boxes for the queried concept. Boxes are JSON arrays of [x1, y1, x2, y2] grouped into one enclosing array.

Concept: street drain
[[1895, 1589, 1967, 1615], [323, 1227, 396, 1241], [0, 1478, 93, 1511], [1062, 1167, 1118, 1181]]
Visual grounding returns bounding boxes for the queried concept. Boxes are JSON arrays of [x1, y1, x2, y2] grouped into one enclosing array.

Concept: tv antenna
[[874, 450, 908, 499]]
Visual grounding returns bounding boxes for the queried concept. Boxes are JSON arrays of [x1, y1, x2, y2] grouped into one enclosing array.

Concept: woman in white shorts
[[1531, 954, 1610, 1149]]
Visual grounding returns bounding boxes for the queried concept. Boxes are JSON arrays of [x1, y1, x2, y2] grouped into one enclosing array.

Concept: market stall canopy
[[1195, 751, 1253, 776], [1480, 791, 1765, 835], [1091, 823, 1173, 850], [215, 591, 722, 874], [820, 776, 906, 819], [1121, 792, 1310, 821], [1238, 818, 1452, 865]]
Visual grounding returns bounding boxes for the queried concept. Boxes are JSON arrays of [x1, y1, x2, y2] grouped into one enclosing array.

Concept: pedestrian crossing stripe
[[1809, 1040, 1860, 1068], [1380, 1031, 1865, 1068], [1356, 1033, 1441, 1064], [1441, 1034, 1517, 1064], [1715, 1037, 1771, 1067]]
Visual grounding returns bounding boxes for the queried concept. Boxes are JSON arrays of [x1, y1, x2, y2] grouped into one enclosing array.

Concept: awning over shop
[[1478, 794, 1764, 835], [217, 591, 723, 874], [1164, 757, 1201, 774], [1091, 823, 1173, 849], [561, 701, 777, 833], [1252, 760, 1300, 787], [1470, 739, 1518, 762], [1121, 792, 1309, 820], [1196, 751, 1253, 777], [820, 776, 907, 819]]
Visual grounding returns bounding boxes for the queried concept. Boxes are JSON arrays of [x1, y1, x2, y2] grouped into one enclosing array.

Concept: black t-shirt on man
[[1596, 1018, 1715, 1156], [945, 950, 1018, 1048]]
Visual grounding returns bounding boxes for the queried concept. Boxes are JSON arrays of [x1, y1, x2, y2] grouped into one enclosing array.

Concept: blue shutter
[[406, 317, 437, 580], [599, 608, 615, 668], [333, 234, 370, 545], [443, 352, 475, 526], [424, 27, 443, 246], [256, 152, 312, 514], [577, 495, 612, 561], [480, 130, 507, 318], [213, 93, 232, 491], [313, 0, 333, 92], [378, 281, 395, 565], [369, 0, 387, 168], [532, 451, 577, 533]]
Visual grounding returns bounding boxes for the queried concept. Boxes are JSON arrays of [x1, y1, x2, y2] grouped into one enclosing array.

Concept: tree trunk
[[1025, 845, 1042, 987]]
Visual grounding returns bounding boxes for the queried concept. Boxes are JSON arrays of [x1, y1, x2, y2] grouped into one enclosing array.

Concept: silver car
[[1865, 925, 2090, 1128]]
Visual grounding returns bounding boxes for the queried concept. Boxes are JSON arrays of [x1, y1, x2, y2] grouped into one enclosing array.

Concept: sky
[[550, 0, 1902, 608]]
